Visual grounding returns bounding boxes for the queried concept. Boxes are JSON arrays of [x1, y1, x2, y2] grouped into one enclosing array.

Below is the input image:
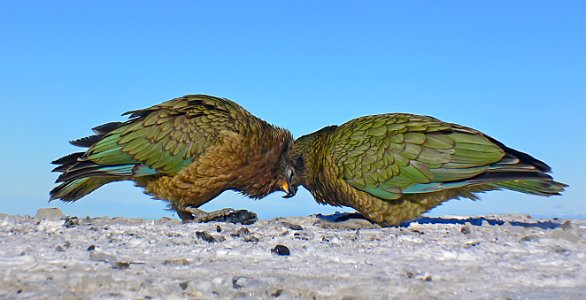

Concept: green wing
[[51, 95, 249, 201], [86, 95, 242, 175], [330, 114, 505, 200]]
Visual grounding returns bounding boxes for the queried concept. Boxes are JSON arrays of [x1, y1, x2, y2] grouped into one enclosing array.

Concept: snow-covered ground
[[0, 208, 584, 299]]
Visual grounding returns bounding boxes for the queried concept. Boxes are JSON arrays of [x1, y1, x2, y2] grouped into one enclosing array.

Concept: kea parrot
[[50, 94, 295, 221], [285, 113, 567, 226]]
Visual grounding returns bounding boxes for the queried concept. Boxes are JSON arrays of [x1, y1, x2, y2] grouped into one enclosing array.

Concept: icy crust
[[0, 210, 585, 299]]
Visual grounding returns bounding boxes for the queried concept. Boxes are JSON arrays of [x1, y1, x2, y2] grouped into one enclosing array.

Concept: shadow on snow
[[315, 212, 562, 229]]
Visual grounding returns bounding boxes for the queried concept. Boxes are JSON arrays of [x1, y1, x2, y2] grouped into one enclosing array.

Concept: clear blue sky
[[1, 1, 584, 220]]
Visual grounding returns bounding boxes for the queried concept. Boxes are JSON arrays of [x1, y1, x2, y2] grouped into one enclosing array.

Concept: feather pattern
[[51, 95, 293, 218], [288, 113, 567, 226]]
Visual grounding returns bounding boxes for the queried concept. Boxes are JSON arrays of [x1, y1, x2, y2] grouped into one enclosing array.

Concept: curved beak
[[280, 181, 297, 198]]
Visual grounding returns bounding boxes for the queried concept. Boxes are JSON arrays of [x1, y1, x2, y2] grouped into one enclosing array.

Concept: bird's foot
[[180, 207, 258, 225], [315, 212, 380, 229], [315, 212, 370, 222]]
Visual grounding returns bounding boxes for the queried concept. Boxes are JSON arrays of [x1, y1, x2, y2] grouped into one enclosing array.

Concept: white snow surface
[[0, 209, 585, 299]]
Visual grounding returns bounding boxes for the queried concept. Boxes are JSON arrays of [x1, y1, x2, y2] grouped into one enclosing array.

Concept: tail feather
[[92, 122, 124, 135], [469, 143, 567, 196], [50, 177, 116, 202], [50, 121, 132, 202], [70, 135, 101, 148], [55, 164, 136, 183], [486, 136, 551, 172], [491, 179, 567, 196], [52, 152, 84, 165]]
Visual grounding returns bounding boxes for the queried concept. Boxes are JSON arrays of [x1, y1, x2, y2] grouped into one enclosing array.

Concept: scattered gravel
[[0, 209, 585, 299]]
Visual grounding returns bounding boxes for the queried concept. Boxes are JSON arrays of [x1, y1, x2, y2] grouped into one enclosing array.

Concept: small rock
[[419, 274, 432, 282], [63, 216, 79, 228], [271, 289, 284, 297], [113, 261, 130, 269], [554, 246, 571, 256], [411, 229, 424, 235], [55, 246, 65, 252], [35, 208, 65, 221], [244, 235, 260, 243], [231, 228, 251, 237], [216, 225, 222, 233], [294, 232, 310, 240], [561, 220, 573, 230], [196, 231, 217, 243], [87, 245, 96, 252], [282, 222, 304, 231], [163, 258, 191, 266], [232, 276, 249, 289], [179, 281, 189, 291], [460, 225, 471, 234], [271, 244, 290, 256], [231, 227, 259, 242]]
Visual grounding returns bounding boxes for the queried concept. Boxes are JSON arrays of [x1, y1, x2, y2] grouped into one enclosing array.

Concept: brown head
[[236, 124, 297, 199]]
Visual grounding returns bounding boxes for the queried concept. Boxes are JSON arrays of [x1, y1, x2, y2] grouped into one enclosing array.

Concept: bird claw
[[180, 207, 258, 225]]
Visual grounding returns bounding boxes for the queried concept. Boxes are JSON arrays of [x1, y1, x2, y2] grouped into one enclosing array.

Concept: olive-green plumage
[[287, 113, 567, 226], [51, 95, 293, 219]]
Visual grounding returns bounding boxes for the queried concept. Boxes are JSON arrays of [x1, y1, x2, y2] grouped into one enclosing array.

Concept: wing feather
[[85, 95, 242, 175], [330, 114, 505, 200]]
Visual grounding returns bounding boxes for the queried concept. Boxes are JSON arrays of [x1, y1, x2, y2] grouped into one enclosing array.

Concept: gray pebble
[[35, 208, 65, 221], [461, 226, 471, 234], [163, 258, 191, 266], [232, 276, 249, 289]]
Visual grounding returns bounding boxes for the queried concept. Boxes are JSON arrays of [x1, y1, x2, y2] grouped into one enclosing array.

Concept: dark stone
[[231, 227, 251, 238], [113, 261, 130, 270], [243, 236, 259, 243], [196, 231, 217, 243], [64, 216, 80, 228], [271, 289, 284, 297], [87, 245, 96, 252], [271, 244, 290, 256], [282, 222, 304, 231]]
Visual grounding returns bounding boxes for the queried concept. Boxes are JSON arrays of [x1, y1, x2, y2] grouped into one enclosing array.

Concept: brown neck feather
[[237, 126, 292, 198]]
